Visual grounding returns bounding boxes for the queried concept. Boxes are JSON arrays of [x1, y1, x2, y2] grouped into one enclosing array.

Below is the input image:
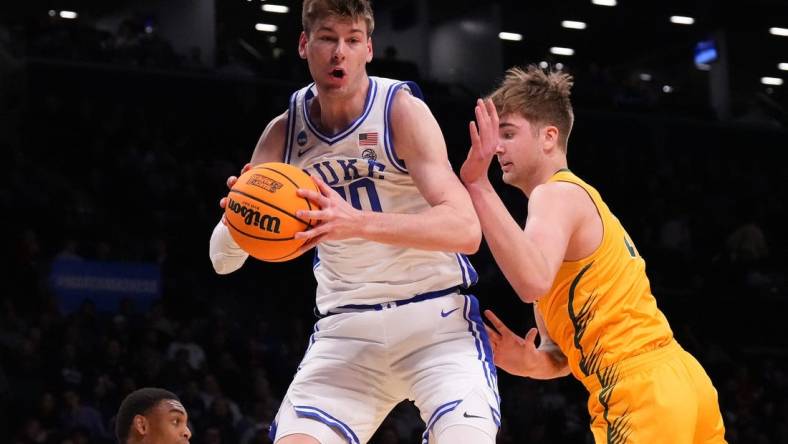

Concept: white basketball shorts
[[269, 291, 500, 443]]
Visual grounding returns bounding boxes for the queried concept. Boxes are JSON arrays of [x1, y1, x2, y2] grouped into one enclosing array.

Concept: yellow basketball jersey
[[535, 170, 673, 381]]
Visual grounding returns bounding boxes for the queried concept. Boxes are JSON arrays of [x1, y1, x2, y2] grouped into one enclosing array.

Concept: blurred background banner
[[49, 260, 160, 313]]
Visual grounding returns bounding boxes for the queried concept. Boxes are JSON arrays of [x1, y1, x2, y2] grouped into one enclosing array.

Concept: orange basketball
[[224, 162, 318, 262]]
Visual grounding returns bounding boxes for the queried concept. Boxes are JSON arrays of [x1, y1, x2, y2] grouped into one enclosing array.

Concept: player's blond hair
[[489, 65, 574, 150], [302, 0, 375, 36]]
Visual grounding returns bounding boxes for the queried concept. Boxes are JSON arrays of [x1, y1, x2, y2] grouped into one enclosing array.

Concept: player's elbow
[[210, 254, 237, 275], [210, 257, 230, 275], [515, 281, 551, 303], [456, 220, 482, 254]]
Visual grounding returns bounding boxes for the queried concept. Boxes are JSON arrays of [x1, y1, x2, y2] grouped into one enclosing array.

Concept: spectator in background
[[166, 326, 206, 371], [61, 389, 111, 441]]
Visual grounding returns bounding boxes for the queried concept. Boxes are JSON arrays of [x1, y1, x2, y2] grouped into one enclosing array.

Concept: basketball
[[224, 162, 318, 262]]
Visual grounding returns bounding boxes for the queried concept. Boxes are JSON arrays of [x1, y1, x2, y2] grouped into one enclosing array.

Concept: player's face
[[145, 400, 191, 444], [299, 16, 373, 95], [497, 113, 542, 186]]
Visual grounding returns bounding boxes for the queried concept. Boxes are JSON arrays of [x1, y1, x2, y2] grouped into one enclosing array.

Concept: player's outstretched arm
[[484, 308, 569, 379], [209, 112, 288, 274], [295, 90, 481, 254]]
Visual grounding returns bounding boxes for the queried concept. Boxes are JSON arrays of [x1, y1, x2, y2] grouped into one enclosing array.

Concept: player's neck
[[312, 75, 370, 134], [522, 158, 568, 198]]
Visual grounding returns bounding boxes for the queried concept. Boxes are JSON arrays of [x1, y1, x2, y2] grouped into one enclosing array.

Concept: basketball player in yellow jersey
[[460, 65, 726, 443]]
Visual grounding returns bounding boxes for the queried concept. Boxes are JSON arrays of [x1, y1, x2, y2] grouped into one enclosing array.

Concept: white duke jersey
[[282, 76, 477, 315]]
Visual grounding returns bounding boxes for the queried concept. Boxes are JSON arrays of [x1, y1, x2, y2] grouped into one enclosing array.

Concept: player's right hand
[[460, 98, 499, 186], [219, 163, 253, 209], [484, 309, 540, 377]]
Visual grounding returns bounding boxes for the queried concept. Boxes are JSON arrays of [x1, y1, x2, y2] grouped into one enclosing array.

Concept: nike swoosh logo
[[463, 412, 486, 419], [440, 307, 459, 318], [297, 145, 316, 157]]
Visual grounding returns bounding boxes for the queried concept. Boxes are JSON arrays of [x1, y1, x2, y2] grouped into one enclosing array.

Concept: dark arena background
[[1, 0, 787, 443]]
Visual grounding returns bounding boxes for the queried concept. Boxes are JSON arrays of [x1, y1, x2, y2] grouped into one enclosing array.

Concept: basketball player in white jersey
[[209, 1, 499, 443]]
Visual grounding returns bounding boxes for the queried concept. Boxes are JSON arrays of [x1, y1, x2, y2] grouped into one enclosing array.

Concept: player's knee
[[429, 388, 498, 444], [433, 424, 496, 444], [276, 433, 322, 444], [272, 397, 351, 444]]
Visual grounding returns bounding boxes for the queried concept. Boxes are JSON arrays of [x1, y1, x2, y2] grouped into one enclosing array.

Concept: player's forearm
[[466, 183, 552, 301], [357, 204, 481, 254], [209, 219, 249, 274]]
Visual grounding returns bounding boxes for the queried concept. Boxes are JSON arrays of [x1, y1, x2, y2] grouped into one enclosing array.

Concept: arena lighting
[[761, 77, 783, 86], [550, 47, 575, 56], [779, 63, 788, 71], [591, 0, 617, 6], [59, 10, 78, 19], [770, 27, 788, 36], [670, 16, 695, 25], [262, 4, 289, 13], [561, 20, 587, 30], [639, 73, 653, 81], [498, 32, 523, 41], [255, 23, 278, 32], [662, 85, 673, 93]]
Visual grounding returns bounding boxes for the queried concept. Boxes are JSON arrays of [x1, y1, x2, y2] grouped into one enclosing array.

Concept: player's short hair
[[115, 388, 180, 443], [302, 0, 375, 36], [489, 65, 575, 150]]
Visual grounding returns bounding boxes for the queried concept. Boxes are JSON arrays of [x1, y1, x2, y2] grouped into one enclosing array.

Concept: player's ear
[[133, 415, 148, 436], [298, 31, 308, 59], [366, 36, 373, 63], [542, 125, 559, 152]]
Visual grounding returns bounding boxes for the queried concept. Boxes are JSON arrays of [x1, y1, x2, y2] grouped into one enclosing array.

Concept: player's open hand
[[294, 176, 363, 249], [460, 98, 500, 186], [484, 309, 540, 377]]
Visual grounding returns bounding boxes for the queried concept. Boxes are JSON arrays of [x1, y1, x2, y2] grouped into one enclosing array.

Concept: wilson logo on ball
[[247, 174, 284, 193], [226, 197, 281, 233]]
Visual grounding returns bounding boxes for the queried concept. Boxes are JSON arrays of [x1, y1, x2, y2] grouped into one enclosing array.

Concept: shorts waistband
[[581, 339, 682, 392], [314, 286, 460, 318]]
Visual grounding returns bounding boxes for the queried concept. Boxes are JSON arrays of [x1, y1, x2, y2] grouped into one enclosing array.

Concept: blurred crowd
[[1, 12, 788, 444], [2, 14, 786, 125]]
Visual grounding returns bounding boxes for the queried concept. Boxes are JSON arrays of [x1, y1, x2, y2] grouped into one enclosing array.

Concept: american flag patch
[[359, 132, 378, 146]]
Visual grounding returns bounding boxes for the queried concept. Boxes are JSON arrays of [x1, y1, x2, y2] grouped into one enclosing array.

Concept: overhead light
[[696, 63, 711, 71], [48, 10, 56, 17], [262, 4, 289, 13], [561, 20, 587, 30], [761, 77, 783, 86], [769, 27, 788, 36], [555, 62, 564, 70], [550, 47, 575, 56], [639, 73, 652, 81], [59, 10, 78, 19], [591, 0, 617, 6], [670, 16, 695, 25], [255, 23, 278, 32], [779, 63, 788, 71], [539, 61, 549, 69], [662, 85, 673, 93], [498, 32, 523, 41]]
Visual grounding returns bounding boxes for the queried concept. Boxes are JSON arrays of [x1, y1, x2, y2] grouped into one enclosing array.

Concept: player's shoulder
[[263, 110, 290, 138], [532, 180, 577, 198], [389, 87, 431, 128], [530, 180, 593, 216]]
